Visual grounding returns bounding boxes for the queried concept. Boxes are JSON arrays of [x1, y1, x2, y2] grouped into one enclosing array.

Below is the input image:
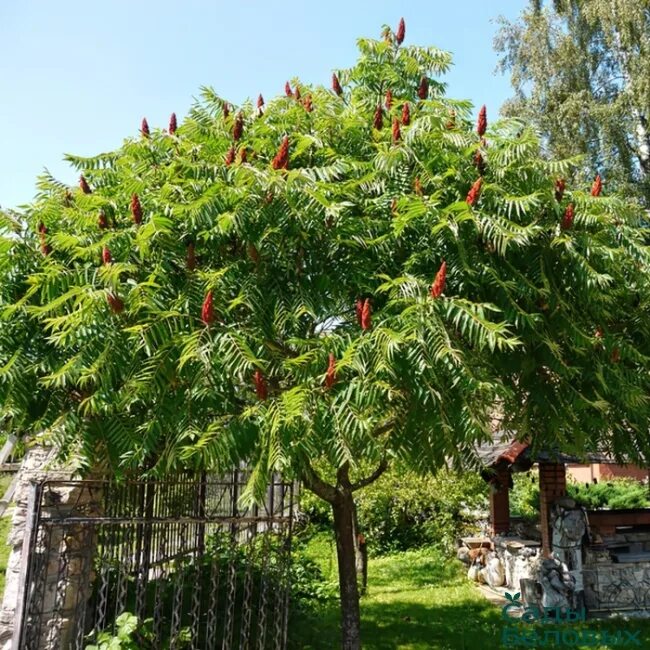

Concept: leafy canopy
[[2, 23, 650, 498]]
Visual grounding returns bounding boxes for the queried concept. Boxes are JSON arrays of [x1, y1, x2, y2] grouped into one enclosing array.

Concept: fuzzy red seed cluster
[[131, 194, 143, 225], [222, 102, 230, 119], [401, 102, 410, 126], [141, 118, 150, 138], [107, 293, 124, 314], [477, 105, 487, 137], [466, 178, 483, 206], [392, 118, 401, 143], [98, 210, 108, 229], [295, 86, 302, 101], [561, 203, 575, 230], [417, 77, 429, 100], [473, 150, 485, 175], [233, 113, 244, 141], [257, 94, 264, 109], [254, 369, 268, 400], [187, 242, 196, 271], [430, 261, 447, 298], [385, 90, 393, 111], [414, 177, 423, 196], [225, 146, 236, 166], [285, 81, 293, 96], [355, 298, 364, 325], [396, 17, 406, 45], [169, 113, 177, 135], [239, 147, 248, 163], [332, 73, 343, 96], [102, 246, 112, 265], [303, 95, 313, 113], [79, 175, 92, 194], [271, 136, 289, 170], [325, 353, 337, 389], [373, 105, 383, 130], [591, 174, 602, 197], [201, 290, 215, 325], [361, 299, 372, 331], [555, 178, 566, 202]]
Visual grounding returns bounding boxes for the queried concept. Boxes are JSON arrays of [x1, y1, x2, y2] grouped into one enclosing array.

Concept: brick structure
[[539, 461, 567, 556], [489, 467, 511, 535]]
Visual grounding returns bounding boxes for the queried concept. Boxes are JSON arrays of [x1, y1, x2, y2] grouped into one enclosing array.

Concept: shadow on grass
[[289, 597, 502, 650]]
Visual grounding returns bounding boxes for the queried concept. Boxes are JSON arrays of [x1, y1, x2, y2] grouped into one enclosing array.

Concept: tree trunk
[[332, 488, 362, 650]]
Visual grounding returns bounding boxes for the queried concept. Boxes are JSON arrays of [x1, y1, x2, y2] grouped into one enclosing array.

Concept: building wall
[[566, 463, 648, 484]]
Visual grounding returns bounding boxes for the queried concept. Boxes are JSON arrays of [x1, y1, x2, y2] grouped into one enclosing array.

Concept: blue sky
[[0, 0, 526, 210]]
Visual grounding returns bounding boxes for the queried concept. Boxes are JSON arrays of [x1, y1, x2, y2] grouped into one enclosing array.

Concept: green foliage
[[300, 466, 487, 554], [568, 477, 650, 510], [1, 20, 650, 505], [495, 0, 650, 205], [510, 470, 649, 518], [509, 470, 540, 520]]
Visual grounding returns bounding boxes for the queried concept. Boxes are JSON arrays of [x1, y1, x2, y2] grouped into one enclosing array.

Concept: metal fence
[[15, 472, 294, 650]]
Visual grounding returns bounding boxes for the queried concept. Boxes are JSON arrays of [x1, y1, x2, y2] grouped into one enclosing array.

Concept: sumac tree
[[2, 18, 650, 650]]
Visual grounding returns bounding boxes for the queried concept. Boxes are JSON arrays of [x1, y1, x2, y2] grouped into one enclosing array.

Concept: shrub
[[509, 470, 649, 517], [301, 466, 488, 554]]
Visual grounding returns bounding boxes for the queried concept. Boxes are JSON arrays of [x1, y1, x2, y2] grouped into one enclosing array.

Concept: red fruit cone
[[98, 210, 108, 229], [169, 112, 177, 135], [257, 94, 264, 109], [225, 146, 236, 166], [385, 90, 393, 111], [401, 102, 411, 126], [222, 102, 230, 119], [392, 118, 401, 143], [141, 118, 150, 137], [107, 293, 124, 313], [555, 178, 566, 202], [417, 77, 429, 100], [131, 194, 143, 225], [430, 261, 447, 298], [254, 369, 268, 400], [102, 246, 112, 265], [561, 203, 575, 230], [325, 353, 337, 389], [79, 175, 92, 194], [355, 298, 364, 326], [332, 73, 343, 96], [466, 178, 483, 206], [477, 105, 487, 136], [285, 81, 293, 96], [233, 113, 244, 141], [373, 105, 383, 130], [361, 299, 372, 331], [396, 18, 406, 45], [591, 174, 602, 197], [239, 147, 248, 163], [271, 136, 289, 170], [473, 150, 486, 175], [303, 95, 313, 113], [201, 290, 215, 325]]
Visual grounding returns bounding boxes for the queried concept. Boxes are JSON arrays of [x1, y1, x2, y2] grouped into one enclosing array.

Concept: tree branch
[[300, 461, 338, 504], [351, 457, 389, 492]]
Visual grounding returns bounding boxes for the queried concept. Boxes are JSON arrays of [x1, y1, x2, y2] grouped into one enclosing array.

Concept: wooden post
[[489, 467, 511, 535]]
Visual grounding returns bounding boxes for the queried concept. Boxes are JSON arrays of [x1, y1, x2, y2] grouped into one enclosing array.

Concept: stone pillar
[[0, 446, 76, 650], [539, 462, 567, 557], [489, 467, 511, 536]]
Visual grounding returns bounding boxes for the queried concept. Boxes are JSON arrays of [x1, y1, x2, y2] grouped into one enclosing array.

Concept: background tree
[[494, 0, 650, 205], [3, 18, 650, 650]]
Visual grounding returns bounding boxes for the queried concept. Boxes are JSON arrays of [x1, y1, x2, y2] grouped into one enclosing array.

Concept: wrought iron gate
[[15, 473, 294, 650]]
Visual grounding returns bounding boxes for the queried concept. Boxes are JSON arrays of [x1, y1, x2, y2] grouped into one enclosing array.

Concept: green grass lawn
[[290, 530, 650, 650]]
